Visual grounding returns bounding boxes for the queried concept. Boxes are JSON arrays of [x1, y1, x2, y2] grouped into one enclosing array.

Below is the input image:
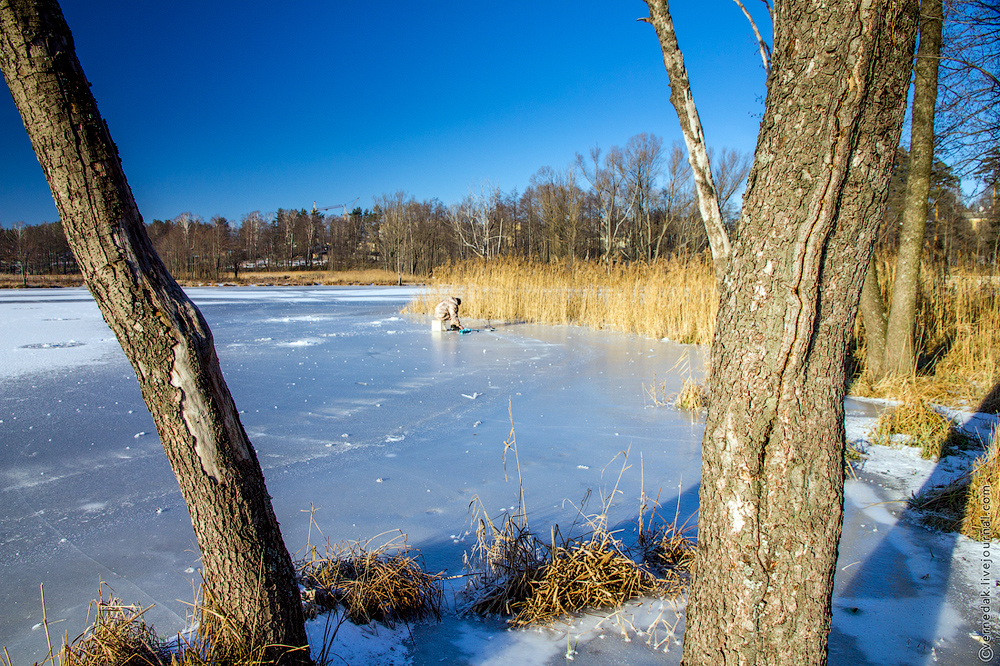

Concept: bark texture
[[884, 0, 943, 376], [681, 1, 918, 665], [0, 1, 307, 659], [643, 0, 733, 280]]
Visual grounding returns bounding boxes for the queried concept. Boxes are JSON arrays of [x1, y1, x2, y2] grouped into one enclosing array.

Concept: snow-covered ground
[[0, 286, 996, 665]]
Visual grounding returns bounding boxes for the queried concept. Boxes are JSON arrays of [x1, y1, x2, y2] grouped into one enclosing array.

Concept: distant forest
[[3, 134, 996, 281]]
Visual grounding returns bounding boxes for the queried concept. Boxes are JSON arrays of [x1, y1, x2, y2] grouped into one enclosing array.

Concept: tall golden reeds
[[406, 256, 718, 345], [410, 254, 997, 407], [854, 253, 1000, 406]]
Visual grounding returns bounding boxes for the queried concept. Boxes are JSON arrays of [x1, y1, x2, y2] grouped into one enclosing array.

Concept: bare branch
[[733, 0, 771, 72]]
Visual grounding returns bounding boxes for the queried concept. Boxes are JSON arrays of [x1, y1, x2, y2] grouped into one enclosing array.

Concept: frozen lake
[[1, 286, 707, 664]]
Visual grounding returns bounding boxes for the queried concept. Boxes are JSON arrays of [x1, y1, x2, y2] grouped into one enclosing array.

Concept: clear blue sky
[[1, 1, 771, 227]]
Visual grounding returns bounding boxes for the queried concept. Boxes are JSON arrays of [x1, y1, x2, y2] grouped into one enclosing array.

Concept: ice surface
[[1, 286, 995, 665]]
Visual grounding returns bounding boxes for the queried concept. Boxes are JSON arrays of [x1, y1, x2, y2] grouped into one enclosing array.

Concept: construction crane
[[311, 197, 360, 218]]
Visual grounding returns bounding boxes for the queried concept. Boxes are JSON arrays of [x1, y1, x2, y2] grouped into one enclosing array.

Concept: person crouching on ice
[[435, 296, 463, 331]]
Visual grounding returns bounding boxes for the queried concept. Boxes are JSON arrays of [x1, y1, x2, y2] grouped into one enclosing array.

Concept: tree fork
[[0, 1, 308, 660]]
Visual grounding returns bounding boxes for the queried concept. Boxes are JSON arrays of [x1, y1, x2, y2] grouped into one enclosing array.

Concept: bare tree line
[[2, 133, 753, 281], [4, 142, 993, 283]]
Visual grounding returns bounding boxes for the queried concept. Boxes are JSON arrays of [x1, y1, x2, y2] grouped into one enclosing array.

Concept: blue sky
[[1, 1, 771, 226]]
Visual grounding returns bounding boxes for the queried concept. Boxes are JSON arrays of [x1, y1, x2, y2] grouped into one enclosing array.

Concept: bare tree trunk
[[682, 1, 917, 665], [643, 0, 733, 281], [884, 0, 943, 376], [0, 1, 307, 660], [859, 254, 889, 379]]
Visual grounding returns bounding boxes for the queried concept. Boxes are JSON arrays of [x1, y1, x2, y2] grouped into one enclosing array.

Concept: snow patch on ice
[[277, 338, 322, 348], [305, 613, 412, 666]]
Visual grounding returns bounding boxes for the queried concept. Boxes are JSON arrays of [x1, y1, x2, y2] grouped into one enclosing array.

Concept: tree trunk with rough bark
[[859, 254, 889, 380], [681, 1, 918, 665], [0, 1, 308, 660], [884, 0, 943, 376], [643, 0, 732, 281]]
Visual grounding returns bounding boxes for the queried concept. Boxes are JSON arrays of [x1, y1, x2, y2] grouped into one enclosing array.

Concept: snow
[[1, 286, 997, 665]]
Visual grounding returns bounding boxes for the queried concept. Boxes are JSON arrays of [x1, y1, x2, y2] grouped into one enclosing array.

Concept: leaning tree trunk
[[681, 1, 918, 665], [0, 1, 308, 660], [884, 0, 943, 377], [643, 0, 733, 281]]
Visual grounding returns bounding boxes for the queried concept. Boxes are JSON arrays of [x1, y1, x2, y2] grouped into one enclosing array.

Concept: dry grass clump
[[674, 378, 707, 412], [407, 255, 717, 345], [462, 423, 688, 627], [961, 424, 1000, 540], [907, 425, 997, 536], [298, 532, 443, 627], [870, 394, 961, 460], [508, 533, 669, 628], [462, 509, 549, 617], [908, 477, 970, 533], [52, 586, 167, 666], [640, 521, 696, 579], [20, 582, 302, 666], [463, 507, 682, 628]]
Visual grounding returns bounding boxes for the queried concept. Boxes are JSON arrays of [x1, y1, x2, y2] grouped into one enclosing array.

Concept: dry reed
[[297, 531, 443, 627], [22, 580, 306, 666], [409, 254, 997, 408], [960, 424, 1000, 540], [855, 254, 1000, 407], [462, 420, 688, 627], [870, 394, 959, 460], [406, 256, 718, 345]]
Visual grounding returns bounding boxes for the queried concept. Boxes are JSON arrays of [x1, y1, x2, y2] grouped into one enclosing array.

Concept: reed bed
[[0, 273, 83, 289], [408, 256, 718, 345], [854, 254, 1000, 407], [410, 254, 997, 408]]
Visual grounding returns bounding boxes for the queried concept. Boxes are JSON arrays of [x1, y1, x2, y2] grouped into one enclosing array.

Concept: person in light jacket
[[435, 296, 462, 330]]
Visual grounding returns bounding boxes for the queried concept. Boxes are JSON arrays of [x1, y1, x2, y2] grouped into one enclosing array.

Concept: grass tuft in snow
[[298, 530, 443, 628], [870, 394, 966, 460], [19, 581, 308, 666], [908, 424, 998, 536], [961, 424, 1000, 540], [462, 414, 687, 627]]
